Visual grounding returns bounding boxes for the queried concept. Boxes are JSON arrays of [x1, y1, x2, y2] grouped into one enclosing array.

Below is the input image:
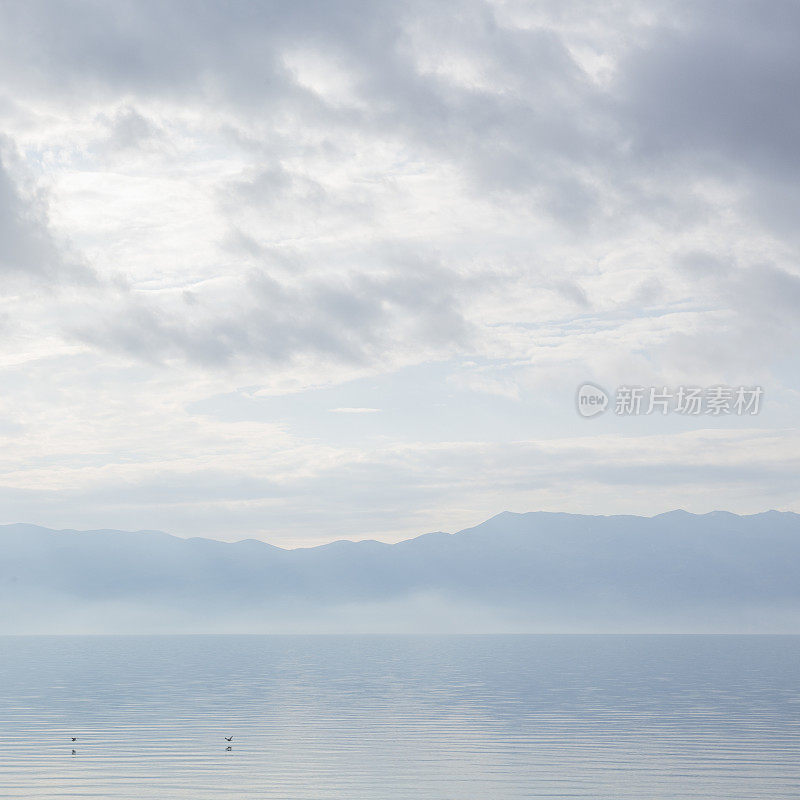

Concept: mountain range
[[1, 510, 799, 633]]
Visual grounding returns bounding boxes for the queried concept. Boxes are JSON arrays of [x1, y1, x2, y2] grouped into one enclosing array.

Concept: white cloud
[[0, 0, 797, 542]]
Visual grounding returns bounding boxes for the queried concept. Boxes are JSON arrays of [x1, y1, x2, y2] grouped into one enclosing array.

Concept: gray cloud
[[100, 106, 162, 152], [73, 252, 473, 367], [672, 251, 800, 372], [619, 1, 800, 177], [705, 259, 800, 366], [616, 0, 800, 242], [0, 149, 62, 280], [0, 0, 388, 101], [2, 1, 795, 271], [2, 1, 796, 211], [0, 139, 96, 291], [0, 0, 615, 228]]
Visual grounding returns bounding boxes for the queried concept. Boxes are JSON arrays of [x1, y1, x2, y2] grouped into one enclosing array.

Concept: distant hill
[[1, 511, 799, 633]]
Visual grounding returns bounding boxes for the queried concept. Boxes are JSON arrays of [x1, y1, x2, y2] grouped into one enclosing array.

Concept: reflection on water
[[0, 635, 798, 799]]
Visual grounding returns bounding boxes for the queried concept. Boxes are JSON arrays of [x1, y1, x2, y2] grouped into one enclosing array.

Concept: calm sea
[[0, 635, 798, 799]]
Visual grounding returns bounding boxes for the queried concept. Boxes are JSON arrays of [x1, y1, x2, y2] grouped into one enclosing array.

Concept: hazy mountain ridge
[[1, 511, 799, 633]]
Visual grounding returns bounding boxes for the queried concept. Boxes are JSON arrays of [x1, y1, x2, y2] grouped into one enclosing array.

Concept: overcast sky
[[0, 0, 798, 545]]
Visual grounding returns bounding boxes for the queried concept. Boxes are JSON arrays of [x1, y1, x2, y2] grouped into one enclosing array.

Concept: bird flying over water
[[71, 737, 77, 742], [225, 736, 233, 741], [71, 749, 76, 755], [226, 745, 232, 751]]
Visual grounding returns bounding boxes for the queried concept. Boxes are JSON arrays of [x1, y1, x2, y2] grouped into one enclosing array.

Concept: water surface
[[0, 635, 798, 799]]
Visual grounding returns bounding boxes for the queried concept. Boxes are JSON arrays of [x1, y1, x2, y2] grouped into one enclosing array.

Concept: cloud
[[616, 0, 800, 244], [0, 146, 67, 281], [2, 422, 797, 545], [618, 1, 800, 176], [0, 0, 615, 229], [0, 0, 798, 541], [662, 251, 800, 376], [71, 250, 473, 368], [99, 106, 163, 152], [0, 134, 100, 301]]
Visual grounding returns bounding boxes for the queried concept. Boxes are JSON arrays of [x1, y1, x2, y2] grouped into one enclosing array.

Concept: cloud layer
[[0, 0, 797, 543]]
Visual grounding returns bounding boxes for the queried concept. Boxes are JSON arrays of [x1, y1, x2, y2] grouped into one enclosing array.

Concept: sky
[[0, 0, 799, 546]]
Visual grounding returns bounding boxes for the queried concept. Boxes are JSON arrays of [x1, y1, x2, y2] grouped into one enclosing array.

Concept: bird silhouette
[[225, 736, 233, 742], [225, 745, 232, 751], [71, 737, 77, 742], [71, 749, 77, 756]]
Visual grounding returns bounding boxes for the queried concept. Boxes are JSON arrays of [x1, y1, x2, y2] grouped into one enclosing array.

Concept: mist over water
[[1, 635, 798, 799], [5, 512, 800, 634]]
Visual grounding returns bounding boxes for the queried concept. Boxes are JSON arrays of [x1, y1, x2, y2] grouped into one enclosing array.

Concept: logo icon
[[576, 383, 609, 417]]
